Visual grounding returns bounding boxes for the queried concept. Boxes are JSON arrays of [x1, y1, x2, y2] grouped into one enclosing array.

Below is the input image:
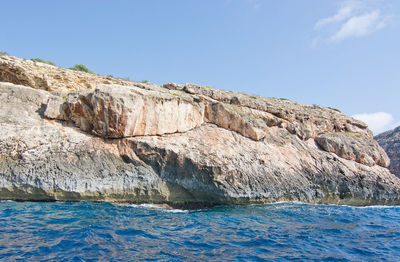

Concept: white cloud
[[315, 4, 355, 28], [313, 1, 388, 43], [352, 112, 397, 135], [331, 10, 385, 41]]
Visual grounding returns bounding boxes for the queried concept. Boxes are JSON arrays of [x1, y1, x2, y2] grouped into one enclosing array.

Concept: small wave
[[0, 200, 16, 202], [129, 203, 189, 213]]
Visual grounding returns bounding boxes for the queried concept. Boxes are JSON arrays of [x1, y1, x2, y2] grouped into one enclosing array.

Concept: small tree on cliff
[[69, 64, 96, 74]]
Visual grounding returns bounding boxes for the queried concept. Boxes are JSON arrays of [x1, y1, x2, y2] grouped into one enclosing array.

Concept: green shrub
[[0, 51, 8, 56], [141, 80, 149, 83], [171, 92, 180, 97], [69, 64, 95, 74], [31, 58, 56, 66], [279, 97, 289, 101]]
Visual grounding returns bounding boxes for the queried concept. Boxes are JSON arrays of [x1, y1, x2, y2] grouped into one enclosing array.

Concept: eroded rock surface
[[315, 132, 390, 167], [376, 127, 400, 178], [0, 54, 399, 207], [163, 83, 370, 139], [45, 85, 204, 138], [122, 124, 400, 205], [162, 83, 387, 168], [0, 82, 197, 205]]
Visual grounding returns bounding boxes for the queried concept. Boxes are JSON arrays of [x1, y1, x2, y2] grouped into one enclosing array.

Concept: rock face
[[45, 85, 205, 138], [0, 82, 181, 204], [375, 127, 400, 178], [1, 54, 400, 208], [315, 132, 389, 167]]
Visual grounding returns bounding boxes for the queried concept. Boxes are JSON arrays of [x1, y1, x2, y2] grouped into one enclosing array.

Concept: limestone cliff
[[375, 127, 400, 178], [1, 54, 400, 208]]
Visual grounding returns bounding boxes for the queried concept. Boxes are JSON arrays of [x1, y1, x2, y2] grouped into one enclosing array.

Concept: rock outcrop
[[1, 54, 400, 208], [376, 127, 400, 178], [0, 54, 133, 91], [45, 85, 205, 137]]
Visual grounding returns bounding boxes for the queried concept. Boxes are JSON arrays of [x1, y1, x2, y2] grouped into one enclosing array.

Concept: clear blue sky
[[1, 0, 399, 134]]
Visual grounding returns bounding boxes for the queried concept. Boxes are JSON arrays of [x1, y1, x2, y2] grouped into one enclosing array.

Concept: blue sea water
[[0, 201, 399, 261]]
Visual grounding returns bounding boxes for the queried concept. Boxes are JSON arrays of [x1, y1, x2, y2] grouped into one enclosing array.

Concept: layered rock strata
[[0, 54, 399, 207]]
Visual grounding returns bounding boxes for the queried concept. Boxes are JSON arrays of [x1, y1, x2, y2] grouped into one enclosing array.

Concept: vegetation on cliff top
[[31, 58, 56, 66], [69, 64, 96, 74]]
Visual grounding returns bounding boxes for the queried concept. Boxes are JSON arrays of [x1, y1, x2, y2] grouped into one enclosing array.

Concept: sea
[[0, 201, 399, 261]]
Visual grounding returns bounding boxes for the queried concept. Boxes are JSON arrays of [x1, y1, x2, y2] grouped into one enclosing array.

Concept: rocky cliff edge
[[1, 54, 399, 208]]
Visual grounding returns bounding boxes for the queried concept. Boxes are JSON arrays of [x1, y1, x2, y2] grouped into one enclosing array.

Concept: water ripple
[[0, 201, 399, 261]]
